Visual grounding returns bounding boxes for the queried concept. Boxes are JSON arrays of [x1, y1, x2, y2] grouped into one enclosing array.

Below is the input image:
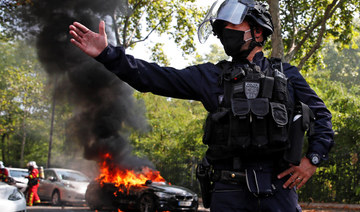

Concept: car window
[[45, 170, 57, 180], [56, 170, 89, 182], [9, 170, 28, 178]]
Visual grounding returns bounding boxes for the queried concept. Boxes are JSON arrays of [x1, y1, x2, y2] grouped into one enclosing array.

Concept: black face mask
[[220, 28, 252, 59]]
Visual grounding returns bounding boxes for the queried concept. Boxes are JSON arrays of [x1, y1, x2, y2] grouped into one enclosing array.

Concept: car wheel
[[51, 190, 61, 206], [139, 194, 155, 212]]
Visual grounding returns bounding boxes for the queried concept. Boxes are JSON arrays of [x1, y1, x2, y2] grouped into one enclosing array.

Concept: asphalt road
[[26, 205, 359, 212], [26, 205, 210, 212]]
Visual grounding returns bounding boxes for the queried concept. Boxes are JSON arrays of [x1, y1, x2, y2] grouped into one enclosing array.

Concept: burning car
[[86, 179, 198, 212], [86, 154, 198, 212]]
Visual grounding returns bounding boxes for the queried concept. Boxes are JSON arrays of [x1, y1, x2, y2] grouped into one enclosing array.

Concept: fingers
[[277, 166, 294, 179], [70, 38, 84, 51], [99, 20, 106, 36], [296, 177, 309, 189], [286, 175, 303, 189], [72, 21, 90, 34], [69, 27, 82, 42], [277, 166, 305, 189]]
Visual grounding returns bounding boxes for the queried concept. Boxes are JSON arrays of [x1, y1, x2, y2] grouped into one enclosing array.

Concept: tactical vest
[[203, 58, 294, 162]]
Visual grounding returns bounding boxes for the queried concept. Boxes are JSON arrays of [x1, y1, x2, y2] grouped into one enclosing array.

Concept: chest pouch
[[203, 109, 234, 160], [203, 109, 229, 145], [268, 102, 289, 147], [273, 70, 288, 102], [230, 97, 251, 149], [250, 98, 269, 148]]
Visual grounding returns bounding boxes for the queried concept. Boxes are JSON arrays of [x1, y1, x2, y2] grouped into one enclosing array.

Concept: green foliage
[[193, 44, 230, 65], [130, 92, 207, 191], [270, 0, 360, 70], [114, 0, 205, 56], [0, 40, 51, 167], [150, 43, 170, 66], [297, 27, 360, 202]]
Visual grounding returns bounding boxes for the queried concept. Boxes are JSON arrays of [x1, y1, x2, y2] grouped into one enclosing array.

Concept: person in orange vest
[[0, 161, 9, 183], [26, 161, 41, 206]]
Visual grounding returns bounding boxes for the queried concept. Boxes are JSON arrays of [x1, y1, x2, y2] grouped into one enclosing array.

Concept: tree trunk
[[268, 0, 285, 60], [20, 112, 27, 167], [1, 134, 6, 162], [47, 89, 56, 168]]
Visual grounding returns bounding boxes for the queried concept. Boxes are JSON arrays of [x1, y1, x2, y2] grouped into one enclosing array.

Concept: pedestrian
[[0, 161, 9, 183], [69, 0, 334, 211], [26, 161, 41, 206]]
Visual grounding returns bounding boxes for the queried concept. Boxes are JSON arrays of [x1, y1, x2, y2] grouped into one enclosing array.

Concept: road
[[26, 205, 210, 212], [27, 204, 360, 211]]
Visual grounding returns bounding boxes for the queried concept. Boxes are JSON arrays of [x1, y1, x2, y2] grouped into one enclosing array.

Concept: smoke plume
[[18, 0, 153, 171]]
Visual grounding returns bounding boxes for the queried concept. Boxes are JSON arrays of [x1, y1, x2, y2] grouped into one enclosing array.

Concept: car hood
[[149, 183, 196, 196], [0, 183, 17, 198]]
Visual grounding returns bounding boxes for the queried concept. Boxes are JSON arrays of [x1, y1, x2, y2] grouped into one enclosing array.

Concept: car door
[[38, 170, 58, 200]]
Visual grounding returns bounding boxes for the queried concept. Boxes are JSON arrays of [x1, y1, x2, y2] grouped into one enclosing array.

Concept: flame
[[97, 153, 165, 193]]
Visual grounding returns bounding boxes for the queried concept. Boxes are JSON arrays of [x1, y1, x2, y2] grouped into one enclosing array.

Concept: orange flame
[[97, 153, 165, 193]]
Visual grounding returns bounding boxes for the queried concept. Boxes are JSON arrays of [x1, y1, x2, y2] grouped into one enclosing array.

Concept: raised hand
[[69, 21, 108, 58]]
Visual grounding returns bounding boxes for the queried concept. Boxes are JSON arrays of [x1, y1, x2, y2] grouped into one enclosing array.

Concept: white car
[[38, 168, 90, 205], [0, 182, 27, 212], [7, 168, 29, 193]]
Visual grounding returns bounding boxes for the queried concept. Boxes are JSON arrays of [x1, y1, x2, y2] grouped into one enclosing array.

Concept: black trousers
[[210, 177, 302, 212]]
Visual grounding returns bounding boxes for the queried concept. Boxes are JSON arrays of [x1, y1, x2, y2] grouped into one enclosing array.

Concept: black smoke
[[17, 0, 153, 170]]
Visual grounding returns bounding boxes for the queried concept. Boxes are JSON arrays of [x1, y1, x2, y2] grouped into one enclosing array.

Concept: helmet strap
[[249, 24, 265, 48]]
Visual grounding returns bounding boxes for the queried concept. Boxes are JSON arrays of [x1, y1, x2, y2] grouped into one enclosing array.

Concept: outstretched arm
[[69, 21, 108, 58]]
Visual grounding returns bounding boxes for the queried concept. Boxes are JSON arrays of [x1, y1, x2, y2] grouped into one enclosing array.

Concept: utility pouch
[[245, 168, 275, 197], [203, 109, 229, 145], [231, 98, 251, 148], [269, 102, 288, 146], [273, 71, 288, 102], [250, 98, 269, 148], [261, 76, 274, 98]]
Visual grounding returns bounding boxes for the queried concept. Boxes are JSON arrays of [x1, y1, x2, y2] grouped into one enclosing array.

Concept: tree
[[268, 0, 360, 70], [111, 0, 204, 52], [130, 92, 207, 190], [0, 40, 48, 167], [193, 44, 229, 65]]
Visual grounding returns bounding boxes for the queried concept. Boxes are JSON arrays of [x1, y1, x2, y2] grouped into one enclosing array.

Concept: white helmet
[[27, 161, 38, 168], [0, 161, 4, 169]]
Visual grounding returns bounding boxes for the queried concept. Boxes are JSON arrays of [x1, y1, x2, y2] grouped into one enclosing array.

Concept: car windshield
[[56, 170, 89, 182], [10, 170, 28, 178]]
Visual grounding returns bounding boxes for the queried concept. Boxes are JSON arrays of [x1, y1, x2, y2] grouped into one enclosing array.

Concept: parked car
[[0, 182, 27, 212], [37, 168, 90, 206], [7, 168, 29, 193], [86, 180, 198, 212]]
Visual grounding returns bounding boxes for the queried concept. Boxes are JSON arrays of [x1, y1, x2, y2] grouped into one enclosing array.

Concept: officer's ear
[[254, 27, 263, 42]]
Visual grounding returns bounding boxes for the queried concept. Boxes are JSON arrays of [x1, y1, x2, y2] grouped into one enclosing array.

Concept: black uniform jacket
[[95, 44, 334, 161]]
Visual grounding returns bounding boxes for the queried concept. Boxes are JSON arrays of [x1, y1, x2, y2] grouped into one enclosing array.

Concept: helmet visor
[[198, 0, 255, 43]]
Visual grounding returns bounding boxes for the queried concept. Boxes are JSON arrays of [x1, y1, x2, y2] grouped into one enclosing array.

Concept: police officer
[[69, 0, 334, 211]]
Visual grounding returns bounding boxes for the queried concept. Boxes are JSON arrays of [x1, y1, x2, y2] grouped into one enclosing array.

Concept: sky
[[126, 1, 221, 69]]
